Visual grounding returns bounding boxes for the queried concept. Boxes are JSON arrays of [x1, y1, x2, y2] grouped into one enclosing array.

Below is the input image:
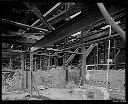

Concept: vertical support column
[[30, 52, 33, 97], [96, 43, 98, 70], [114, 39, 116, 70], [64, 37, 68, 83], [106, 26, 111, 89], [9, 58, 12, 70], [21, 53, 25, 90], [48, 51, 50, 70], [54, 57, 56, 68], [35, 58, 37, 71], [56, 57, 58, 66], [80, 29, 86, 86], [105, 40, 108, 64], [40, 56, 42, 70], [24, 57, 27, 89]]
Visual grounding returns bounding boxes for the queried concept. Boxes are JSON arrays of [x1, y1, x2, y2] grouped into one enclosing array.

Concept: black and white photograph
[[1, 0, 126, 101]]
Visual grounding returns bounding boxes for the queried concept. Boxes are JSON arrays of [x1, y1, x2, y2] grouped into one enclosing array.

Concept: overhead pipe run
[[97, 3, 126, 44]]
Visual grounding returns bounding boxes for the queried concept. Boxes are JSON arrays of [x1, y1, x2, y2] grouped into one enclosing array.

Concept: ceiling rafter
[[36, 3, 85, 29], [24, 2, 55, 31], [2, 19, 49, 32], [23, 3, 65, 33]]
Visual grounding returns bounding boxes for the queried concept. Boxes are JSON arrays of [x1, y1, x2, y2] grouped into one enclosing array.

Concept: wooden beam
[[64, 21, 125, 50], [18, 12, 31, 33], [85, 44, 95, 57], [33, 53, 55, 57], [34, 4, 122, 48], [80, 30, 86, 86], [9, 58, 12, 70], [21, 53, 25, 89], [30, 53, 33, 97], [48, 51, 50, 70], [4, 32, 45, 36], [37, 3, 84, 28], [2, 19, 48, 32], [43, 3, 63, 17], [65, 48, 79, 65], [63, 32, 121, 51], [24, 3, 64, 33], [24, 2, 55, 31], [47, 48, 82, 54]]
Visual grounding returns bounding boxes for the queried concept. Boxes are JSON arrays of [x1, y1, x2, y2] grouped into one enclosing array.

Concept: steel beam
[[24, 2, 55, 31], [2, 19, 48, 32], [34, 5, 121, 48]]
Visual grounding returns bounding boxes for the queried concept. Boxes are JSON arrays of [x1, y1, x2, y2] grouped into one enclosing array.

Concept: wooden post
[[81, 30, 86, 86], [106, 26, 111, 89], [24, 58, 27, 89], [48, 51, 50, 70], [65, 53, 68, 82], [56, 57, 58, 66], [35, 58, 37, 71], [21, 53, 24, 89], [9, 58, 12, 70], [114, 39, 116, 70], [54, 57, 56, 68], [40, 56, 42, 70], [30, 53, 33, 97], [97, 43, 98, 70], [64, 38, 68, 83]]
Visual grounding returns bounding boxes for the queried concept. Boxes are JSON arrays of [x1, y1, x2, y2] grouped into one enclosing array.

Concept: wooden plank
[[86, 44, 95, 57], [24, 2, 55, 31], [2, 32, 46, 36], [2, 19, 48, 32]]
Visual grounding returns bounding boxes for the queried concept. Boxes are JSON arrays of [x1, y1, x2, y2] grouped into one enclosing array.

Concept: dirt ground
[[2, 88, 88, 100]]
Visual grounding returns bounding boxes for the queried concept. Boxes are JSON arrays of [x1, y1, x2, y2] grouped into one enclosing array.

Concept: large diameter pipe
[[97, 3, 126, 44]]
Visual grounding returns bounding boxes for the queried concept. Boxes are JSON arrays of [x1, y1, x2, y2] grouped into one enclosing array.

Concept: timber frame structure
[[1, 1, 126, 97]]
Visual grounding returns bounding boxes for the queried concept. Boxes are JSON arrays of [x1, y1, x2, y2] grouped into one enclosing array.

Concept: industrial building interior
[[1, 1, 126, 101]]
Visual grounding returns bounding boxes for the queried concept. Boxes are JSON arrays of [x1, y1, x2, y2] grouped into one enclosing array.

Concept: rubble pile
[[68, 69, 80, 85], [33, 66, 80, 88], [2, 70, 22, 92], [33, 67, 66, 88]]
